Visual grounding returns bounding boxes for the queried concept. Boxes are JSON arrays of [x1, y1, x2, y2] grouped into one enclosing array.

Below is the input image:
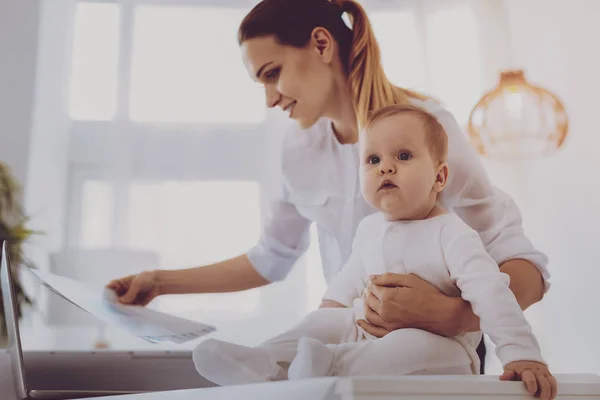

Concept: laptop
[[1, 241, 213, 399]]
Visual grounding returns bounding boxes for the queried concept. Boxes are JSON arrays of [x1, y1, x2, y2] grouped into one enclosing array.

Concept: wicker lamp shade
[[468, 70, 568, 158]]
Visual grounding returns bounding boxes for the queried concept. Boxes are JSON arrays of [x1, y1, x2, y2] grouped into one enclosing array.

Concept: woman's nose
[[265, 85, 281, 108]]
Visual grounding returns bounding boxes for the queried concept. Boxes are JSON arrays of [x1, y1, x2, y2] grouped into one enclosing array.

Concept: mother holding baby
[[108, 0, 550, 391]]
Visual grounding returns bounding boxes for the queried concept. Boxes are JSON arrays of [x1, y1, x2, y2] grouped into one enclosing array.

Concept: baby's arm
[[322, 219, 371, 308], [322, 247, 368, 308], [440, 217, 544, 365], [441, 218, 557, 398]]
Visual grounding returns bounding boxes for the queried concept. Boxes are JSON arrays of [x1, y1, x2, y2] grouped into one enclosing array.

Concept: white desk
[[3, 349, 600, 400], [95, 374, 600, 400], [0, 349, 213, 400]]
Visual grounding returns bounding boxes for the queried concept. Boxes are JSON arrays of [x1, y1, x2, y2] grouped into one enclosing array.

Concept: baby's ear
[[434, 162, 449, 193]]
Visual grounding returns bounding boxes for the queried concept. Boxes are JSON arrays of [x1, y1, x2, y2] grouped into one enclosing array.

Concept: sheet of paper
[[31, 270, 216, 344]]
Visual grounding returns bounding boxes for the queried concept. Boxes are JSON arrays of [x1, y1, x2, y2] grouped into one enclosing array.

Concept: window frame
[[66, 0, 422, 246]]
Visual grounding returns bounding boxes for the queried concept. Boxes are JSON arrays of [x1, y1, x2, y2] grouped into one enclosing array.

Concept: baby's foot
[[288, 337, 335, 380], [193, 339, 283, 385]]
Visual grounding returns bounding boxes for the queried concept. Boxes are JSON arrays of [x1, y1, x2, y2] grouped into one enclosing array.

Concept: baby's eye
[[368, 155, 381, 165], [398, 152, 412, 161]]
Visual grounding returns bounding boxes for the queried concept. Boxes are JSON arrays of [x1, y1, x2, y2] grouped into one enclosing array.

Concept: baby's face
[[359, 114, 442, 220]]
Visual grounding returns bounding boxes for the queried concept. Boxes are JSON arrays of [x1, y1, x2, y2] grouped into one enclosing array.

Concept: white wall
[[0, 0, 39, 184], [24, 0, 75, 273], [483, 0, 600, 374], [0, 0, 74, 313]]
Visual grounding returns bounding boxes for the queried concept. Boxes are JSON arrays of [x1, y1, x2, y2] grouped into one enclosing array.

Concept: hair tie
[[330, 0, 353, 29]]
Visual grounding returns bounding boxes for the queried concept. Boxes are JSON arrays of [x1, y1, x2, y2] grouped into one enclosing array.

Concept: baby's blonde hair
[[365, 105, 448, 163]]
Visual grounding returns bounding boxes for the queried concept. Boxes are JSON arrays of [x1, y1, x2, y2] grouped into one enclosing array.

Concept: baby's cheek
[[360, 172, 376, 197], [363, 191, 379, 210], [407, 175, 432, 196]]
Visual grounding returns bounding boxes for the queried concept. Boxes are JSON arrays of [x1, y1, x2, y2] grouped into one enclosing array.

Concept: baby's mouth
[[378, 179, 398, 191]]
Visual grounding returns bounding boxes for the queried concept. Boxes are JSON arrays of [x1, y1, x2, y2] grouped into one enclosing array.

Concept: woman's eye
[[368, 155, 380, 165], [398, 152, 412, 161], [265, 68, 280, 80]]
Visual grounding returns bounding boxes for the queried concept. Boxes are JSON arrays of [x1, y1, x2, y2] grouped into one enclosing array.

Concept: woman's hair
[[238, 0, 428, 128], [365, 105, 448, 163]]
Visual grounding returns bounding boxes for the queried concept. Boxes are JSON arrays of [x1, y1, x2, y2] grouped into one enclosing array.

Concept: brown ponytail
[[333, 0, 428, 127], [239, 0, 428, 128]]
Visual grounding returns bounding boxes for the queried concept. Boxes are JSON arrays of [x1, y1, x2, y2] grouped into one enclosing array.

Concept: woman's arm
[[111, 176, 313, 303], [501, 258, 545, 309], [108, 255, 271, 305], [156, 254, 270, 295]]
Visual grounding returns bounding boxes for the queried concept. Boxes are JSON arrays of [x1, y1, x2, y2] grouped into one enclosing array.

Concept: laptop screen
[[1, 241, 30, 398]]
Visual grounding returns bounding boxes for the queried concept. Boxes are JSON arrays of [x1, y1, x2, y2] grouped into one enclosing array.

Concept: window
[[79, 180, 114, 248], [370, 11, 426, 91], [126, 181, 260, 266], [67, 1, 488, 126], [63, 0, 507, 347], [69, 4, 265, 124], [426, 6, 483, 123], [129, 6, 265, 123], [126, 181, 261, 313], [75, 180, 262, 313], [68, 3, 120, 120]]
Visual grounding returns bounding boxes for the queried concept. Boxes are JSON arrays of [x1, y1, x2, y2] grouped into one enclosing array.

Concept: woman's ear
[[310, 27, 335, 63], [434, 162, 449, 193]]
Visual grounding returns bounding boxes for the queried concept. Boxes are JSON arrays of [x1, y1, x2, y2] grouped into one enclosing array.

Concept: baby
[[193, 105, 555, 398]]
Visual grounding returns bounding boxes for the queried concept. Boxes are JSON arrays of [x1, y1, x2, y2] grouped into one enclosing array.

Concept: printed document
[[31, 270, 216, 343]]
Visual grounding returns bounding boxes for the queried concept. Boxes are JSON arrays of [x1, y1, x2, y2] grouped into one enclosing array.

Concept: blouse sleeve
[[246, 182, 312, 282], [429, 102, 551, 292]]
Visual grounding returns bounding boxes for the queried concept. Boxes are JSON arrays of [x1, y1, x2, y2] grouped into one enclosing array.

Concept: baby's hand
[[501, 361, 557, 400], [318, 299, 346, 308]]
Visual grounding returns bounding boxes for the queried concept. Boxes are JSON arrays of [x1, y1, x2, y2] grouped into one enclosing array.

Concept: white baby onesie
[[193, 213, 545, 385]]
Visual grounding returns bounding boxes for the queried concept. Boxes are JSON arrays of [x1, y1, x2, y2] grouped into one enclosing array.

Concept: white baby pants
[[193, 301, 478, 386]]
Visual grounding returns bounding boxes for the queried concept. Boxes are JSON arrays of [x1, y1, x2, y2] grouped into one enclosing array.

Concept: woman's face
[[241, 33, 336, 129]]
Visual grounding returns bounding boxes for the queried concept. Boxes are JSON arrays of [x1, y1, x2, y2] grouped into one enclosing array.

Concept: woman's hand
[[501, 361, 557, 400], [356, 273, 476, 338], [106, 271, 162, 306]]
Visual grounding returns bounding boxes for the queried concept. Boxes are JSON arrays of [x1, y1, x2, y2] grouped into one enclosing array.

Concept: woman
[[108, 0, 550, 376]]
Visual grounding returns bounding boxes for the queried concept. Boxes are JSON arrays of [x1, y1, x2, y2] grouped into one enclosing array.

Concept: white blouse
[[247, 98, 551, 290]]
